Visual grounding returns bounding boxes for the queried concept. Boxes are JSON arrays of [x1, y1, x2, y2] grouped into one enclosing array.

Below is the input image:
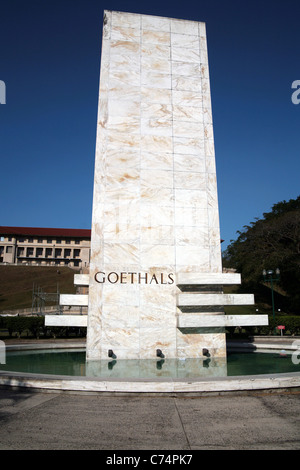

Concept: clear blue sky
[[0, 0, 299, 251]]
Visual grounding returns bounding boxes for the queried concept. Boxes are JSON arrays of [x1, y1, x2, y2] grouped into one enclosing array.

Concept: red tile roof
[[0, 226, 91, 238]]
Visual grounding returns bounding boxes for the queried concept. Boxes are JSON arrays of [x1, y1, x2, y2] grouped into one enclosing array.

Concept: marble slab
[[60, 294, 89, 306], [177, 272, 241, 285], [45, 315, 87, 327], [177, 314, 269, 328], [74, 274, 89, 286], [177, 293, 255, 306]]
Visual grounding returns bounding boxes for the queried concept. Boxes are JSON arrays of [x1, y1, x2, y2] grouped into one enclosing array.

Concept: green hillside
[[223, 196, 300, 315], [0, 266, 77, 312]]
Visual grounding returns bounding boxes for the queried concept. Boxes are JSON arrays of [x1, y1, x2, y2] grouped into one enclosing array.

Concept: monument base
[[45, 271, 268, 361]]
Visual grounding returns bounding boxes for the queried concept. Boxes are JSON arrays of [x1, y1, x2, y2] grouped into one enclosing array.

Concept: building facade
[[0, 227, 91, 269]]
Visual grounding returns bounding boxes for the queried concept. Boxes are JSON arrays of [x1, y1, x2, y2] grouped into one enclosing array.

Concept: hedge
[[226, 315, 300, 337], [1, 314, 300, 339], [0, 316, 86, 339], [261, 315, 300, 336]]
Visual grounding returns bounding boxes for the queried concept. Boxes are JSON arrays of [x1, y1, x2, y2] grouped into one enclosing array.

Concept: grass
[[0, 265, 77, 311]]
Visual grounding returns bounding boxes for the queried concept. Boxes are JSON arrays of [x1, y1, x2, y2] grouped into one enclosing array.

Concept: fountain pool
[[1, 344, 300, 395], [1, 348, 300, 378]]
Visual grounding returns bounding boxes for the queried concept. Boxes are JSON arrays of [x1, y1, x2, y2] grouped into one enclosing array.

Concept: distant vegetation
[[0, 315, 86, 339], [223, 196, 300, 314]]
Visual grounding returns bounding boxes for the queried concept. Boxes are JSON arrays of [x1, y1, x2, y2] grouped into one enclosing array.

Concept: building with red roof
[[0, 226, 91, 268]]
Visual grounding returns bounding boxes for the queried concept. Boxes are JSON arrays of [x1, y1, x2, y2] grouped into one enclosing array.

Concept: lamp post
[[262, 268, 280, 334]]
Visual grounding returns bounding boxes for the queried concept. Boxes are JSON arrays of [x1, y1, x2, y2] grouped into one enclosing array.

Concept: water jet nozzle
[[156, 349, 165, 358]]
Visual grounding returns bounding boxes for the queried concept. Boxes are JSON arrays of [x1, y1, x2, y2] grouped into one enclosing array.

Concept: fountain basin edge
[[1, 340, 300, 395]]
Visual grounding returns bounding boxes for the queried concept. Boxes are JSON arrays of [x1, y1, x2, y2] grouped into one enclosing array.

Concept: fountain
[[1, 12, 299, 394]]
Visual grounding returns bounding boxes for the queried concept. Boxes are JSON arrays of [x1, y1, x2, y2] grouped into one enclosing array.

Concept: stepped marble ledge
[[176, 272, 241, 285], [177, 314, 269, 328], [59, 294, 89, 306], [177, 293, 255, 306], [45, 315, 87, 327]]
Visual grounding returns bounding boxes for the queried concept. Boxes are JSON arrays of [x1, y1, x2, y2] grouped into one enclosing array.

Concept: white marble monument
[[45, 11, 268, 361]]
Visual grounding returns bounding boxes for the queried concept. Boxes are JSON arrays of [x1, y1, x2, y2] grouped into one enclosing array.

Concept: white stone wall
[[86, 11, 224, 360]]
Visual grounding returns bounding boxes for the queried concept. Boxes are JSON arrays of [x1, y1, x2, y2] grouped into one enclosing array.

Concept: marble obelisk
[[44, 11, 268, 357], [86, 11, 220, 360], [83, 11, 266, 361]]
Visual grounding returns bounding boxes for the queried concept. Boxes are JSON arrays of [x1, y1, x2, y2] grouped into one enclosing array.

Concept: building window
[[17, 247, 24, 256], [38, 238, 43, 243], [64, 249, 71, 258], [55, 248, 62, 258], [28, 237, 33, 243], [18, 237, 25, 242], [75, 239, 80, 244], [47, 239, 52, 244], [6, 246, 12, 253], [65, 239, 70, 244], [26, 247, 34, 257], [56, 239, 61, 244], [73, 249, 80, 258], [45, 248, 52, 258], [36, 248, 43, 257]]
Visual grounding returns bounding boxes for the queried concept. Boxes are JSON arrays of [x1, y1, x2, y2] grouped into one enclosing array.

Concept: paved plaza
[[0, 388, 299, 450]]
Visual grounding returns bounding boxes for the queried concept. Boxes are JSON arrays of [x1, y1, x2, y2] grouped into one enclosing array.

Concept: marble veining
[[45, 11, 264, 362], [86, 11, 225, 360]]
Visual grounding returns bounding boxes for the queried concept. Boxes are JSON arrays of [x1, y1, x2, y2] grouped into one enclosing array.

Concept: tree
[[223, 196, 300, 313]]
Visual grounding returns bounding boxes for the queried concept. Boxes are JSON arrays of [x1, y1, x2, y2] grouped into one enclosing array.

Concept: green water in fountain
[[1, 349, 300, 378]]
